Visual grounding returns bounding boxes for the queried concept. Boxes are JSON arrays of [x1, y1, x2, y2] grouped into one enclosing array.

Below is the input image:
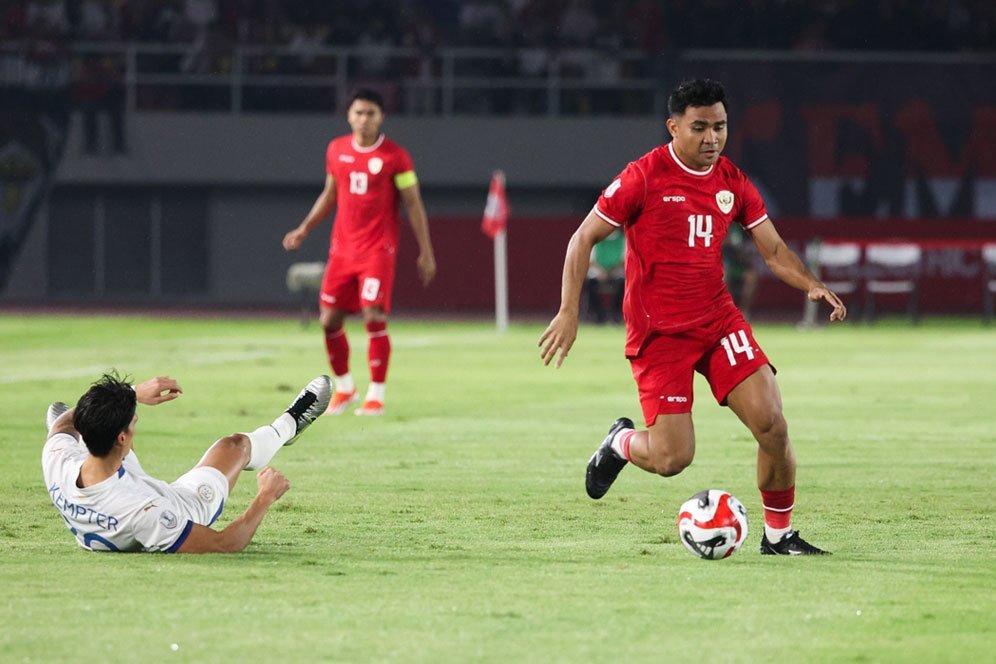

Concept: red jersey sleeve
[[394, 147, 415, 175], [594, 162, 645, 228], [325, 140, 337, 176], [737, 173, 769, 230]]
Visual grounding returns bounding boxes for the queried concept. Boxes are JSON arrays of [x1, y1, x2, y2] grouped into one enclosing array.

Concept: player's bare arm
[[283, 174, 337, 251], [399, 183, 437, 286], [133, 375, 183, 405], [48, 376, 182, 439], [751, 221, 847, 321], [177, 467, 290, 553], [540, 210, 617, 368]]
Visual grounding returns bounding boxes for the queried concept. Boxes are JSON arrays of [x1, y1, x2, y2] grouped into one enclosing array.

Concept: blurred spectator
[[586, 229, 625, 324], [356, 19, 395, 79], [458, 0, 508, 46], [76, 0, 118, 40], [287, 24, 329, 72], [73, 53, 126, 155], [559, 0, 599, 43], [722, 223, 758, 321], [27, 0, 70, 37]]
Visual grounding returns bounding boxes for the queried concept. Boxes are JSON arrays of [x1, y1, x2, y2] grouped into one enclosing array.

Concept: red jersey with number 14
[[325, 134, 416, 260], [594, 142, 769, 357]]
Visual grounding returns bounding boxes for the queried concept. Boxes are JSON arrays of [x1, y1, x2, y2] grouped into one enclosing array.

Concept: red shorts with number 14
[[628, 306, 774, 426], [320, 252, 396, 313]]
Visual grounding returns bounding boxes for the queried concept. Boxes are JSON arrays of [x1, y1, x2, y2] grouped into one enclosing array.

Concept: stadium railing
[[1, 41, 662, 116]]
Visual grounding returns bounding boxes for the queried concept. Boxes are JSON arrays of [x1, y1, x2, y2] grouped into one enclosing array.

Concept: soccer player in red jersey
[[283, 89, 437, 416], [539, 79, 846, 555]]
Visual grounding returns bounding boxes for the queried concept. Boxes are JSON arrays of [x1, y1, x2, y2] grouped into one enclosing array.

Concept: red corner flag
[[481, 170, 509, 240]]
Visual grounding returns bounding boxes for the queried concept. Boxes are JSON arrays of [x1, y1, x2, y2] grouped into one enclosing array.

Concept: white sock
[[365, 382, 385, 403], [765, 525, 793, 543], [610, 428, 634, 460], [335, 373, 355, 394], [244, 413, 296, 470]]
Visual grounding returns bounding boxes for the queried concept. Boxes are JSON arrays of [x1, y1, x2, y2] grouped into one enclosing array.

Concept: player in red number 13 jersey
[[539, 79, 847, 555], [283, 89, 436, 417]]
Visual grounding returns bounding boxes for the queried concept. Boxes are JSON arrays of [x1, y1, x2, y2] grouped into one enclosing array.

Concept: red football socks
[[366, 321, 390, 383], [324, 326, 350, 376], [612, 429, 635, 462], [760, 486, 795, 530]]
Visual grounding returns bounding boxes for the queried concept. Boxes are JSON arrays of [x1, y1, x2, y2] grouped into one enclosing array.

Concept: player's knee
[[320, 314, 341, 332], [218, 433, 251, 459], [753, 408, 788, 444], [648, 448, 693, 477], [656, 455, 693, 477]]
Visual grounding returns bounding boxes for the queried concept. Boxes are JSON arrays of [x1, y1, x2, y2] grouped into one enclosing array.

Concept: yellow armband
[[394, 170, 418, 190]]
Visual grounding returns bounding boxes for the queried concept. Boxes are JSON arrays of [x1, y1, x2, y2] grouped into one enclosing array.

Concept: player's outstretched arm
[[539, 210, 616, 367], [400, 183, 436, 286], [284, 174, 337, 251], [177, 467, 290, 553], [750, 221, 847, 322]]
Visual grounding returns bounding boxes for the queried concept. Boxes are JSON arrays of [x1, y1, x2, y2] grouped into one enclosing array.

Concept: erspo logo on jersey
[[662, 195, 686, 202]]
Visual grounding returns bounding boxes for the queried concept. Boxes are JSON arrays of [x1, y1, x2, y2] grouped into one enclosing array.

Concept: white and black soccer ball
[[676, 489, 749, 560]]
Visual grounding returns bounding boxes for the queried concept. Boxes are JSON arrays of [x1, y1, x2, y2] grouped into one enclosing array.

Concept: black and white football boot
[[760, 530, 831, 555], [585, 417, 634, 499], [284, 376, 332, 446], [46, 401, 70, 431]]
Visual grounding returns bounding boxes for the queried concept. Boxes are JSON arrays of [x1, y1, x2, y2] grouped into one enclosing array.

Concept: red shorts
[[320, 253, 396, 313], [628, 307, 774, 426]]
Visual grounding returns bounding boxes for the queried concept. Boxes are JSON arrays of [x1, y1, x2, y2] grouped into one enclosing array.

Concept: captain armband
[[394, 170, 418, 190]]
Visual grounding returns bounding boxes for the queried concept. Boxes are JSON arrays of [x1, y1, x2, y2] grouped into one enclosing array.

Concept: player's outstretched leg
[[46, 401, 69, 431], [760, 530, 830, 555], [586, 417, 634, 499]]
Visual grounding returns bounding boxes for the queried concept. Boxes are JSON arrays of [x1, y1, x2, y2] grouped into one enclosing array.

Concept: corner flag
[[482, 170, 509, 331], [481, 170, 508, 240]]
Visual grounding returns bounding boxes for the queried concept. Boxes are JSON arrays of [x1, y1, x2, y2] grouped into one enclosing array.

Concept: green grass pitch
[[1, 314, 994, 662]]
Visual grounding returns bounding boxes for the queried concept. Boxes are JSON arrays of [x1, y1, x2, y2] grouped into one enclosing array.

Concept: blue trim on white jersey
[[117, 466, 125, 478], [83, 532, 120, 551], [208, 499, 225, 526], [165, 520, 194, 553]]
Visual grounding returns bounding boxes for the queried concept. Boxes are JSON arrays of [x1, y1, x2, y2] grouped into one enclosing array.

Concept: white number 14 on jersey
[[687, 214, 714, 247], [720, 330, 755, 366]]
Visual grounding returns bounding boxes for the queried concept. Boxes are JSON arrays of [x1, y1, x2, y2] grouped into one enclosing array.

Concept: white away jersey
[[42, 433, 204, 552]]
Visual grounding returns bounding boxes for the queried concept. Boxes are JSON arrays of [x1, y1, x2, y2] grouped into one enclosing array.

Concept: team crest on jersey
[[197, 484, 215, 502], [368, 157, 383, 174], [159, 510, 179, 529], [715, 190, 734, 214]]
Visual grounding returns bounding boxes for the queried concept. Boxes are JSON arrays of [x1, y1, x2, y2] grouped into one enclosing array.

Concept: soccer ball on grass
[[677, 489, 749, 560]]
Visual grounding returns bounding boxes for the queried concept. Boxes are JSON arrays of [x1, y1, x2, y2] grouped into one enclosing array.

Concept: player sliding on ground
[[539, 78, 847, 555], [283, 88, 436, 417], [42, 373, 331, 553]]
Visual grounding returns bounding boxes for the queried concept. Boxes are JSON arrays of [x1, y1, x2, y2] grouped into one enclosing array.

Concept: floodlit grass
[[1, 314, 993, 662]]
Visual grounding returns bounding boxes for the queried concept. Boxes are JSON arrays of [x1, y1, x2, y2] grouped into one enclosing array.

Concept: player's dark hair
[[74, 372, 137, 458], [348, 88, 384, 111], [667, 79, 728, 116]]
